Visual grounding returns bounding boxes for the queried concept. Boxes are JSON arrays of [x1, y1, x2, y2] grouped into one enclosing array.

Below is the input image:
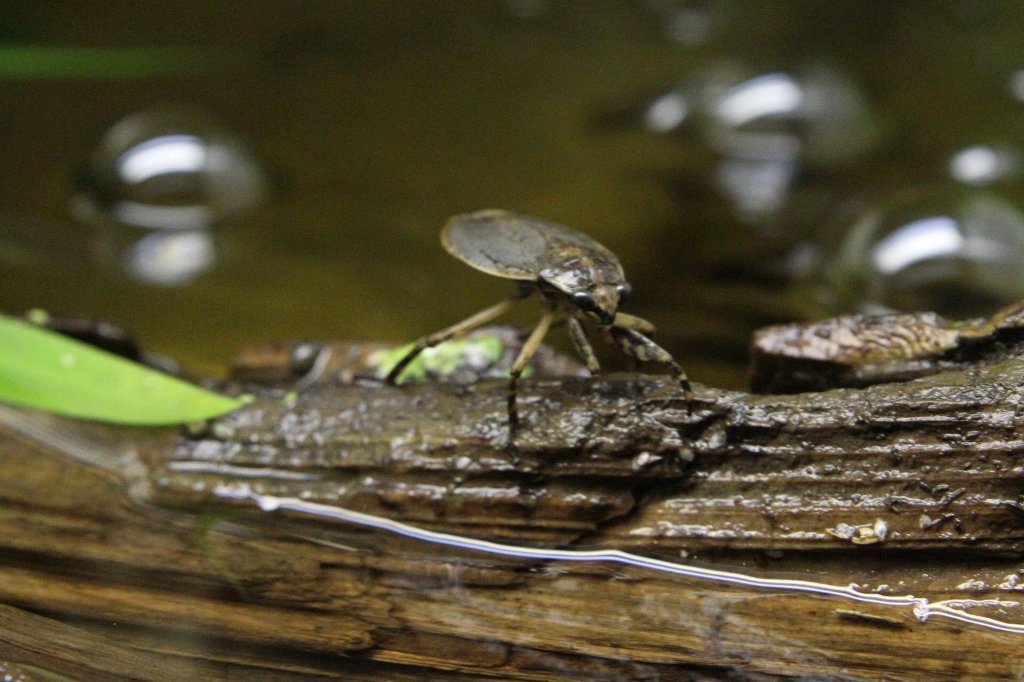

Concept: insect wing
[[442, 210, 551, 279], [442, 210, 622, 281]]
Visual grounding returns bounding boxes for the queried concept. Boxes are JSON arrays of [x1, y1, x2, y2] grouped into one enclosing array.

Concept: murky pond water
[[5, 2, 1024, 388], [4, 3, 1024, 678]]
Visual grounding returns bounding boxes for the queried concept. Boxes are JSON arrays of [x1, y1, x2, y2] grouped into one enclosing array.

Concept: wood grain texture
[[1, 338, 1023, 680]]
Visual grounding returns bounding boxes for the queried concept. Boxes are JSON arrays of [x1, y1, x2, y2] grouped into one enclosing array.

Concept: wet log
[[1, 328, 1023, 680]]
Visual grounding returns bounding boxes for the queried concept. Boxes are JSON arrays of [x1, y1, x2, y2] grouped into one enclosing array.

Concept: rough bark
[[0, 334, 1023, 680]]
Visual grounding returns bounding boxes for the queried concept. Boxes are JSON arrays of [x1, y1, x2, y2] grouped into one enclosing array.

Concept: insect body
[[386, 209, 691, 438]]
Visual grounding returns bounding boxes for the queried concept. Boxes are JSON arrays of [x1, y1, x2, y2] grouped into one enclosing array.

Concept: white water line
[[214, 485, 1024, 635]]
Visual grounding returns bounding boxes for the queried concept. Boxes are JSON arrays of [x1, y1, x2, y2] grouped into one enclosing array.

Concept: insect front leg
[[611, 311, 657, 337], [385, 298, 514, 384], [507, 307, 555, 441], [608, 324, 692, 395], [608, 312, 657, 371], [567, 316, 600, 373]]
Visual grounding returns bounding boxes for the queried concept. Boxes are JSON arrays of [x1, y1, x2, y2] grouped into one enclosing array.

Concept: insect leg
[[507, 307, 554, 438], [606, 312, 657, 371], [611, 311, 657, 337], [608, 325, 692, 395], [567, 316, 600, 373], [385, 298, 514, 384]]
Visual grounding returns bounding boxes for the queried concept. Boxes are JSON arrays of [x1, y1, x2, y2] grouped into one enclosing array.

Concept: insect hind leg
[[384, 298, 514, 384]]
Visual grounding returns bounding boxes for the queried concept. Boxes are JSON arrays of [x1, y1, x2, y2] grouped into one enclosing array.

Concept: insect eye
[[616, 283, 632, 303], [572, 291, 595, 309]]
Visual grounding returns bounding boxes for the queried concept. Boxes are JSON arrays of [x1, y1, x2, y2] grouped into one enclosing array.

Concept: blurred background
[[4, 1, 1024, 388]]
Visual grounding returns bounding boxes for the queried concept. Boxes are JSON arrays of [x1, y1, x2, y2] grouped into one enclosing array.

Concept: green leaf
[[0, 315, 242, 425]]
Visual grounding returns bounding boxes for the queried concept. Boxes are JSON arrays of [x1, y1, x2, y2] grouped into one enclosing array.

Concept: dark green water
[[4, 1, 1024, 388]]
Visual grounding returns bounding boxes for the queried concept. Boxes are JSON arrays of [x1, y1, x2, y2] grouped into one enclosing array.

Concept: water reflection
[[949, 144, 1020, 186], [1008, 69, 1024, 103], [643, 63, 876, 227], [123, 230, 216, 287], [714, 156, 795, 218], [72, 107, 267, 230], [699, 64, 876, 166], [225, 488, 1024, 637], [869, 216, 967, 275], [714, 71, 805, 136], [643, 90, 689, 133], [642, 0, 722, 46], [70, 107, 267, 286], [646, 64, 875, 164], [822, 189, 1024, 316]]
